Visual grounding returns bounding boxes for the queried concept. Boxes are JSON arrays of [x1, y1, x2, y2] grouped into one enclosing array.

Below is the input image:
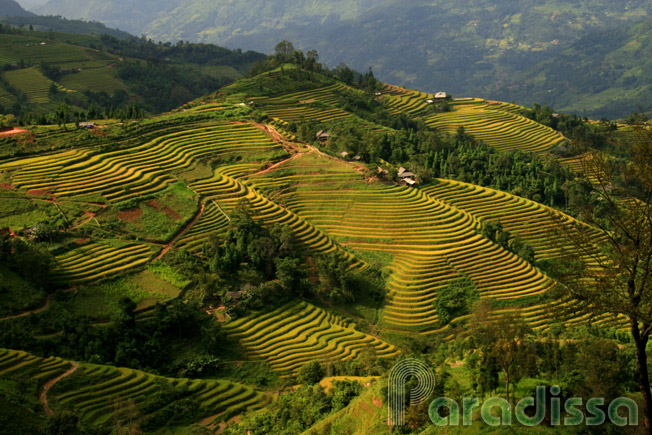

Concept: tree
[[297, 360, 324, 385], [434, 275, 478, 326], [274, 40, 295, 63], [551, 124, 652, 432], [470, 301, 531, 405]]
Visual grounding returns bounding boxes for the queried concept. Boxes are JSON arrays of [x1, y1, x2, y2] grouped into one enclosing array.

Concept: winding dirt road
[[154, 202, 205, 260], [0, 294, 54, 322], [40, 362, 79, 417]]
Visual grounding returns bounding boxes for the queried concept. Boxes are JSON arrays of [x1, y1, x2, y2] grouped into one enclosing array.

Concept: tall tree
[[470, 300, 531, 405], [552, 124, 652, 432]]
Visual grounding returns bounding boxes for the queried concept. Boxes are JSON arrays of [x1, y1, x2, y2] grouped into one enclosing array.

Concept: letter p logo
[[388, 358, 436, 426]]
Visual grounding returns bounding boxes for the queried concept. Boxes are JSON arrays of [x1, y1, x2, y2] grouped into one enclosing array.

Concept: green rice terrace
[[0, 62, 644, 433]]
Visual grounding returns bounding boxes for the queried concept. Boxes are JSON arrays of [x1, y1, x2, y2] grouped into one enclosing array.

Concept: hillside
[[0, 14, 134, 39], [0, 26, 265, 116], [34, 0, 652, 119], [0, 63, 644, 432], [0, 0, 33, 17], [490, 17, 652, 119]]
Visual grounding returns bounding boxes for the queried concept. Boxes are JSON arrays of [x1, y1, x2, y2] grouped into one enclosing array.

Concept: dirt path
[[0, 128, 29, 137], [106, 57, 124, 68], [70, 212, 96, 230], [40, 362, 79, 417], [250, 153, 303, 177], [0, 287, 78, 322], [154, 202, 205, 260], [0, 294, 54, 322]]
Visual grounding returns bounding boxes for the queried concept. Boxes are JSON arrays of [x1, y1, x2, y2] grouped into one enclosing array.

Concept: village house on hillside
[[316, 130, 330, 142], [398, 167, 418, 186]]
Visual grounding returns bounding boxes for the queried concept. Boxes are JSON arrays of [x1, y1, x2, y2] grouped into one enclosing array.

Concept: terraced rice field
[[52, 242, 158, 284], [423, 99, 566, 154], [420, 178, 606, 261], [265, 105, 351, 123], [4, 122, 281, 203], [54, 364, 262, 426], [179, 166, 360, 267], [0, 348, 262, 428], [0, 86, 17, 106], [3, 67, 56, 104], [380, 85, 434, 115], [58, 67, 127, 93], [223, 301, 399, 375], [0, 348, 71, 381], [245, 153, 555, 331]]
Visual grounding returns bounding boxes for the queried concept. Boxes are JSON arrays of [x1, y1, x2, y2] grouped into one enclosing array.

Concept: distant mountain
[[0, 0, 33, 16], [15, 0, 48, 9], [0, 15, 134, 39], [34, 0, 652, 118], [35, 0, 386, 37], [489, 18, 652, 119]]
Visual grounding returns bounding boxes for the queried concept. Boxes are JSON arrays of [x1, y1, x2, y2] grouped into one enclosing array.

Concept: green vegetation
[[0, 24, 264, 118], [0, 56, 649, 433], [34, 0, 652, 118]]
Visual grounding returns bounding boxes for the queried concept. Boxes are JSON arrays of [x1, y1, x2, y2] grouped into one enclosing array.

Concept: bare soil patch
[[0, 128, 29, 137], [26, 189, 49, 196], [117, 207, 143, 222], [162, 205, 181, 220], [147, 199, 162, 210]]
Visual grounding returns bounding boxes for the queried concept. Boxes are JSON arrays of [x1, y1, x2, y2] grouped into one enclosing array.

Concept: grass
[[100, 181, 198, 243], [0, 193, 58, 229], [148, 261, 192, 289], [70, 269, 182, 320]]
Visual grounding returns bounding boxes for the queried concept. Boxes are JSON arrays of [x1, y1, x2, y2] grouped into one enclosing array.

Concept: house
[[316, 130, 330, 142], [340, 151, 349, 158], [434, 92, 447, 101], [397, 167, 416, 179], [398, 167, 418, 186], [426, 99, 435, 104], [374, 91, 382, 96], [79, 122, 96, 129], [353, 155, 361, 161], [377, 167, 389, 176]]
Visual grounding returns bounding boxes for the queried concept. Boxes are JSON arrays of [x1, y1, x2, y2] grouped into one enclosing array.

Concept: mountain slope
[[34, 0, 652, 118], [0, 26, 264, 115], [490, 18, 652, 119], [0, 0, 33, 16]]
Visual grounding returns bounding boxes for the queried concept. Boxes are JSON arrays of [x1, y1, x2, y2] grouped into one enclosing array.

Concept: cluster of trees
[[0, 295, 224, 375], [466, 304, 635, 414], [223, 379, 363, 435], [166, 200, 386, 317], [434, 275, 478, 326], [523, 103, 617, 154], [481, 219, 535, 264], [0, 235, 54, 290], [249, 41, 379, 93], [294, 115, 577, 211]]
